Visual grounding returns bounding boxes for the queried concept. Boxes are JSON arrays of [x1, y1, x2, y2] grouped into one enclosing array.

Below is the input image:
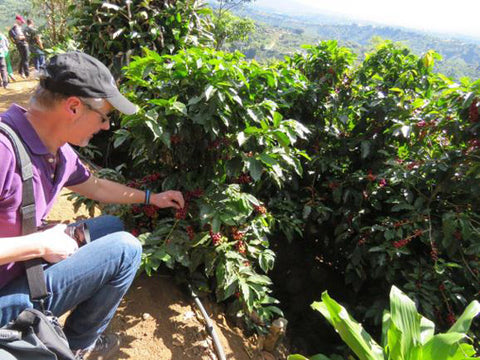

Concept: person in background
[[5, 51, 16, 82], [0, 31, 9, 88], [25, 19, 45, 76], [8, 14, 30, 79]]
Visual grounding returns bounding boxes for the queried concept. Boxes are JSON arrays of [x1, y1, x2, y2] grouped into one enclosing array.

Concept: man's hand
[[150, 190, 185, 210], [40, 224, 79, 263]]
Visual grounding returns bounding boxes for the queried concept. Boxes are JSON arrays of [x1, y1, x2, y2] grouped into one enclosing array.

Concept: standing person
[[0, 32, 9, 88], [8, 14, 30, 79], [25, 19, 45, 76], [0, 51, 185, 360], [5, 51, 16, 82]]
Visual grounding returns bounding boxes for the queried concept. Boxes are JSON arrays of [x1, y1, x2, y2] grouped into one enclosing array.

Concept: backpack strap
[[0, 122, 49, 308]]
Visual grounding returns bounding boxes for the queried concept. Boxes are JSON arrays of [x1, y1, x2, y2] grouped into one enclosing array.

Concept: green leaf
[[361, 141, 371, 159], [421, 333, 469, 360], [447, 300, 480, 334], [205, 85, 215, 101], [420, 316, 435, 344], [259, 153, 278, 166], [313, 292, 384, 360], [171, 101, 187, 115], [389, 286, 422, 352], [247, 274, 272, 286], [248, 158, 264, 181], [287, 355, 309, 360], [237, 131, 247, 146]]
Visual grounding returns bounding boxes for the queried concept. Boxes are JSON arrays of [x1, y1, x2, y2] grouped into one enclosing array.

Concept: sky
[[254, 0, 480, 40]]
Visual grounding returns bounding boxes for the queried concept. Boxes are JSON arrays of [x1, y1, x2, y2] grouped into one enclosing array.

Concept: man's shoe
[[74, 334, 120, 360]]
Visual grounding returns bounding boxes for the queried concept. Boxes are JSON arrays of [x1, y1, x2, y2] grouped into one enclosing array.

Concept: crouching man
[[0, 52, 184, 359]]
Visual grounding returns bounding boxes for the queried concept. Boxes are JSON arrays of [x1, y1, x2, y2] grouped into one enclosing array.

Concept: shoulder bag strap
[[0, 122, 48, 308]]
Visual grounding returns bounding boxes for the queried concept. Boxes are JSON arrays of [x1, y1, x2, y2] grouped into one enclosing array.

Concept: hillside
[[230, 7, 480, 80]]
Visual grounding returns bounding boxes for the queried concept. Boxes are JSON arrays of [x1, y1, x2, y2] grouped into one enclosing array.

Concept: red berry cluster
[[207, 137, 230, 150], [446, 312, 456, 326], [378, 178, 387, 187], [430, 241, 439, 262], [366, 170, 377, 182], [185, 188, 204, 200], [453, 230, 462, 241], [466, 139, 480, 154], [131, 205, 142, 214], [328, 181, 339, 190], [131, 228, 140, 237], [406, 161, 418, 170], [254, 205, 267, 215], [186, 226, 195, 240], [126, 173, 162, 189], [170, 135, 182, 144], [143, 205, 157, 218], [357, 237, 367, 246], [175, 207, 187, 220], [234, 173, 253, 184], [235, 240, 247, 254], [417, 120, 427, 127], [393, 229, 424, 248], [469, 99, 479, 123], [232, 230, 244, 241], [210, 231, 223, 246]]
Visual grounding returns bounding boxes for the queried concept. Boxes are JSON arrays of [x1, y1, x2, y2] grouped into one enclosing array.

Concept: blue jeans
[[0, 215, 142, 350], [31, 49, 45, 71]]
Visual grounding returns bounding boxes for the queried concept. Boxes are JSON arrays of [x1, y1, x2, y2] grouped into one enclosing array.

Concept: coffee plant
[[72, 0, 214, 76], [277, 41, 480, 337], [102, 46, 310, 331]]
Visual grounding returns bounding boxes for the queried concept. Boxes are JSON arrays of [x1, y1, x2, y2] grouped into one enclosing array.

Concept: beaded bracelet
[[144, 189, 151, 205]]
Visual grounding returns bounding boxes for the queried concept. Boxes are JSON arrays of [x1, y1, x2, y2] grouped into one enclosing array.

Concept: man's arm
[[0, 224, 78, 265], [67, 175, 185, 209]]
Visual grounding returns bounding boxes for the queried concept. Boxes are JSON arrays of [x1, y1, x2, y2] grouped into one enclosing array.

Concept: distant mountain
[[228, 5, 480, 80], [246, 0, 480, 45]]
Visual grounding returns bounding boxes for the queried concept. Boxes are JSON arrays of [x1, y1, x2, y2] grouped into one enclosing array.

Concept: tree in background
[[209, 0, 255, 49], [31, 0, 73, 44], [211, 10, 254, 50]]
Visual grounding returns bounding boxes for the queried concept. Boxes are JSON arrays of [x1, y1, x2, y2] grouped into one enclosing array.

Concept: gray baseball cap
[[40, 51, 138, 115]]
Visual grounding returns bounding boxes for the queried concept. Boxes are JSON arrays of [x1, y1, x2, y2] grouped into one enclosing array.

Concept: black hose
[[188, 284, 227, 360]]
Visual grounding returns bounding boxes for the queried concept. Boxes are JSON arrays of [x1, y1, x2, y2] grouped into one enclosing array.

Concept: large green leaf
[[287, 354, 333, 360], [313, 292, 384, 360], [421, 333, 475, 360], [447, 300, 480, 334], [419, 316, 435, 344], [389, 286, 422, 358]]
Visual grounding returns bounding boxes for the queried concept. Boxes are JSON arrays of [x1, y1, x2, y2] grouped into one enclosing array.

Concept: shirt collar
[[1, 104, 52, 156]]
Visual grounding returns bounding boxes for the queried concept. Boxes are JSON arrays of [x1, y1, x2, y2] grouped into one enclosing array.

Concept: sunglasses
[[81, 101, 110, 123]]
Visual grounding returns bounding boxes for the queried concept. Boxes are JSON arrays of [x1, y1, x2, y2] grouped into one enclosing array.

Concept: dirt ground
[[0, 77, 277, 360]]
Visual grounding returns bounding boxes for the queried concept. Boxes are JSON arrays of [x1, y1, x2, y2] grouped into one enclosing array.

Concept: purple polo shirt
[[0, 104, 91, 289]]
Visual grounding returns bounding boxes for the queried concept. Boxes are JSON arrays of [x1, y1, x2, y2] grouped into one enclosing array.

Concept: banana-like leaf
[[287, 355, 309, 360], [421, 333, 477, 360], [381, 311, 391, 349], [386, 319, 403, 360], [312, 292, 384, 360], [287, 355, 332, 360], [389, 286, 422, 358], [447, 300, 480, 334], [420, 316, 435, 344]]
